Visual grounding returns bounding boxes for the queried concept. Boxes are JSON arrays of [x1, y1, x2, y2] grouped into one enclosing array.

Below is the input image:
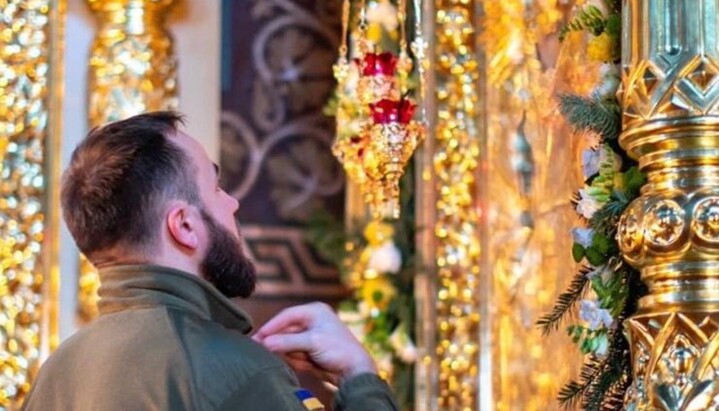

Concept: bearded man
[[22, 112, 398, 411]]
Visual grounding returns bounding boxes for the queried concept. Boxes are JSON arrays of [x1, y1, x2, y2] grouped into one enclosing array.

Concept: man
[[22, 112, 399, 411]]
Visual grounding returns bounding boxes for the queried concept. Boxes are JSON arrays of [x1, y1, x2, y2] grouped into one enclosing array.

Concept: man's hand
[[252, 302, 377, 384]]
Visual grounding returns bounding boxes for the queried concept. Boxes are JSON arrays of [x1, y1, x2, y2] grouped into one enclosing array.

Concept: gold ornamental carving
[[431, 3, 482, 410], [618, 0, 719, 409], [80, 0, 178, 321], [86, 0, 178, 125], [0, 0, 63, 407]]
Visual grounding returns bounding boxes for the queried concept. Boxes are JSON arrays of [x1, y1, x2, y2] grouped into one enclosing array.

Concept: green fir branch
[[537, 267, 592, 335], [584, 330, 629, 410], [559, 5, 606, 41], [589, 197, 629, 237], [558, 356, 604, 407], [567, 264, 645, 410], [559, 94, 621, 141]]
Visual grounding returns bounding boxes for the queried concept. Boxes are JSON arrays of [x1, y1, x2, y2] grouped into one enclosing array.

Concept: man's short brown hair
[[62, 111, 199, 259]]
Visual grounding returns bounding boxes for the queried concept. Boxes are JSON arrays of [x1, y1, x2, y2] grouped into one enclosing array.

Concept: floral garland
[[306, 184, 418, 409], [538, 0, 647, 409], [312, 1, 417, 409]]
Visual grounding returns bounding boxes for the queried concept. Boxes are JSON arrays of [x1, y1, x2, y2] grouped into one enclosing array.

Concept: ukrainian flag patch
[[294, 388, 324, 411]]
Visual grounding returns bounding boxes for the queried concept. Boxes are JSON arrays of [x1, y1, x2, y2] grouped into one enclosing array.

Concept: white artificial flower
[[585, 145, 622, 177], [366, 0, 399, 32], [577, 188, 602, 219], [389, 326, 418, 363], [593, 63, 621, 99], [595, 333, 609, 357], [582, 148, 601, 178], [572, 227, 595, 248], [599, 62, 620, 78], [579, 299, 614, 330], [585, 264, 616, 284], [367, 242, 402, 274], [592, 75, 621, 100]]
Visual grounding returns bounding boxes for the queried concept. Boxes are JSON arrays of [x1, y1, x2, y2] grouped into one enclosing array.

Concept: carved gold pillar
[[0, 0, 64, 407], [78, 0, 178, 321], [618, 0, 719, 409], [418, 2, 483, 410]]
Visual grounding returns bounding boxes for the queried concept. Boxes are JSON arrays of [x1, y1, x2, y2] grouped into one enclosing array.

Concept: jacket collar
[[97, 264, 253, 334]]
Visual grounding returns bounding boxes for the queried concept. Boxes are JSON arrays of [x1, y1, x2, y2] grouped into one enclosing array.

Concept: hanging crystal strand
[[397, 0, 412, 94], [411, 0, 427, 125], [333, 0, 351, 85]]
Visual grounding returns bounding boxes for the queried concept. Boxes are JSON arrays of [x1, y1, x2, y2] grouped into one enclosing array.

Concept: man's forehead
[[174, 130, 212, 167]]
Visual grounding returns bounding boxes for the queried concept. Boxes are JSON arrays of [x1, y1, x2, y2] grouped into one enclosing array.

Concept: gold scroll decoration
[[618, 0, 719, 409], [432, 3, 482, 410], [79, 0, 178, 321], [0, 0, 63, 407]]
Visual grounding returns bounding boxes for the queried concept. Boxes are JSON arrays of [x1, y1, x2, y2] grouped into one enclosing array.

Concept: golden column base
[[618, 1, 719, 408]]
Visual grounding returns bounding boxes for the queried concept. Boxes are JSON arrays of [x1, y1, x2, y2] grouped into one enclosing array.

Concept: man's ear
[[166, 203, 201, 250]]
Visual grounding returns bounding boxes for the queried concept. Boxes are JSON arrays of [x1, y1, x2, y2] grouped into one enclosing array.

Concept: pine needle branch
[[559, 5, 606, 41], [558, 356, 604, 407], [559, 94, 621, 141], [537, 267, 592, 335], [589, 195, 629, 237]]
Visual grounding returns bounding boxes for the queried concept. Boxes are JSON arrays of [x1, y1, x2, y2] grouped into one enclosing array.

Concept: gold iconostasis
[[4, 1, 719, 411]]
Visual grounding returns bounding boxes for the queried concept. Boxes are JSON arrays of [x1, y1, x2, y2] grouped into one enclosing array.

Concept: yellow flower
[[360, 275, 397, 309], [363, 220, 395, 246], [587, 32, 616, 62]]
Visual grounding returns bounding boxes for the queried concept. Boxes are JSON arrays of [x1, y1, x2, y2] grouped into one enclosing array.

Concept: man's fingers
[[261, 332, 313, 354], [283, 355, 315, 373], [253, 306, 312, 340], [283, 353, 339, 386]]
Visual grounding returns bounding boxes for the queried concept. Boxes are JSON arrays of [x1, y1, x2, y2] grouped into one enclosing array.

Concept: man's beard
[[199, 210, 256, 298]]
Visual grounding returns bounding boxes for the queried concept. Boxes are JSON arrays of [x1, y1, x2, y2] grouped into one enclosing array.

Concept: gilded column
[[430, 2, 482, 410], [0, 0, 64, 407], [618, 0, 719, 409], [79, 0, 178, 321]]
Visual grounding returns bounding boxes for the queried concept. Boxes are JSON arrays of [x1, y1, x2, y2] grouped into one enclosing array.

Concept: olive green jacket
[[22, 265, 398, 411]]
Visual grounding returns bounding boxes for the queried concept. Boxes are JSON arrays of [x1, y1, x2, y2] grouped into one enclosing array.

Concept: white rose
[[577, 189, 602, 219], [593, 63, 621, 99], [367, 242, 402, 274], [599, 63, 620, 78], [572, 227, 595, 248], [582, 148, 601, 178], [579, 299, 614, 330], [595, 333, 609, 357], [592, 75, 621, 100]]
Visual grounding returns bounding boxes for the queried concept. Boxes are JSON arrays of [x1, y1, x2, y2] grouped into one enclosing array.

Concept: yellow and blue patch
[[294, 389, 324, 411]]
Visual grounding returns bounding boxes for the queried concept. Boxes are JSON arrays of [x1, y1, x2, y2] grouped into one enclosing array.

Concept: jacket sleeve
[[333, 373, 400, 411], [216, 365, 311, 411]]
